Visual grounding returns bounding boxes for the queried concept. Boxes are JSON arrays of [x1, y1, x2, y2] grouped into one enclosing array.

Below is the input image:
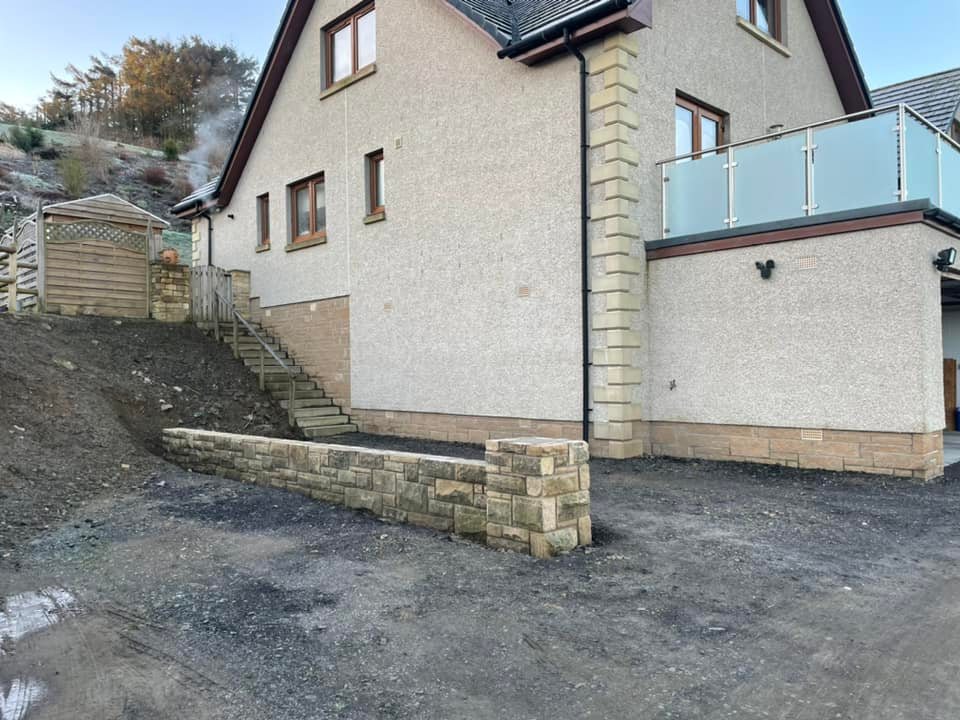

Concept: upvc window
[[256, 193, 270, 248], [738, 0, 781, 40], [675, 96, 725, 159], [326, 3, 376, 86], [289, 174, 326, 243], [366, 149, 384, 216]]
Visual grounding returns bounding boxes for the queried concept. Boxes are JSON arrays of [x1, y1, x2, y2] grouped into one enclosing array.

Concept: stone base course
[[162, 429, 591, 558], [645, 422, 944, 481], [353, 408, 582, 445]]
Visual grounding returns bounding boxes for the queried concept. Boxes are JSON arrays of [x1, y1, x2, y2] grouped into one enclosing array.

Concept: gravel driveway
[[2, 455, 959, 719]]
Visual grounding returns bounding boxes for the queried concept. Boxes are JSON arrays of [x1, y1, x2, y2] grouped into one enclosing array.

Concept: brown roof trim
[[647, 211, 925, 261], [803, 0, 871, 113], [511, 1, 653, 65]]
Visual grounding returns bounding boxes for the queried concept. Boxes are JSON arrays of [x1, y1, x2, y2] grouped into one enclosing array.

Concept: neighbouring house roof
[[172, 0, 871, 219], [171, 178, 220, 216], [872, 67, 960, 134], [44, 194, 170, 228]]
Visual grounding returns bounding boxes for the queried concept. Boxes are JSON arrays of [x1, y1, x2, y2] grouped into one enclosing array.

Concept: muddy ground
[[2, 314, 960, 718], [0, 313, 294, 557]]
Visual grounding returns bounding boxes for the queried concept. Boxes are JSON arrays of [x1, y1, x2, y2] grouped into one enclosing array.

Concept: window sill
[[285, 235, 328, 252], [320, 63, 377, 100], [736, 17, 791, 57], [363, 210, 386, 225], [255, 244, 271, 253]]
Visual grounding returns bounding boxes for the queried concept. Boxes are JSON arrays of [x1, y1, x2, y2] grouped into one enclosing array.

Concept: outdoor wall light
[[227, 213, 236, 220], [767, 123, 785, 135], [935, 247, 957, 272], [755, 259, 775, 279]]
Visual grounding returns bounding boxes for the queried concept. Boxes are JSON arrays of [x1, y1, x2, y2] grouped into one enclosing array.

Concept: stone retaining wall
[[161, 429, 591, 558]]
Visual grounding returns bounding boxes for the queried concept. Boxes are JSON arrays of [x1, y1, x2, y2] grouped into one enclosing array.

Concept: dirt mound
[[0, 313, 294, 557]]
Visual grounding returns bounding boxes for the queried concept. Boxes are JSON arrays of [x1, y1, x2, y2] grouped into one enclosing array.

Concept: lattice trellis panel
[[45, 221, 147, 253]]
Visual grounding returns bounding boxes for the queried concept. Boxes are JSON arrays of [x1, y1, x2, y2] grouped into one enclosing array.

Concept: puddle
[[0, 589, 76, 655], [0, 678, 47, 720]]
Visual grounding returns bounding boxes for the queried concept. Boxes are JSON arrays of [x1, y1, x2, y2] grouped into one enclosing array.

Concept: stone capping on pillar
[[484, 437, 591, 558], [162, 429, 591, 559]]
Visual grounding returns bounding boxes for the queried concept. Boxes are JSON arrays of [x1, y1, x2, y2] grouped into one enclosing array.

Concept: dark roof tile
[[872, 68, 960, 133]]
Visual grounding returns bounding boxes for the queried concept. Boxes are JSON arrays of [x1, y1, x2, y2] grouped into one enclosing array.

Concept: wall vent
[[518, 285, 531, 298], [798, 256, 818, 270], [383, 302, 394, 313], [800, 429, 823, 441]]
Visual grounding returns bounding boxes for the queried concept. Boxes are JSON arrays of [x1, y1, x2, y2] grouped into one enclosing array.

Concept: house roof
[[172, 0, 871, 219], [872, 67, 960, 133], [171, 178, 220, 216]]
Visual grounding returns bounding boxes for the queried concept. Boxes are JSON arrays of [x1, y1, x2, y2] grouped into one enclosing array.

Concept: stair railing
[[214, 290, 298, 426]]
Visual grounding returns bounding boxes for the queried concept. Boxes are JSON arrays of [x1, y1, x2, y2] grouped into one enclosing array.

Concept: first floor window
[[256, 193, 270, 247], [326, 2, 376, 86], [675, 96, 725, 159], [738, 0, 781, 39], [366, 149, 384, 215], [290, 174, 326, 242]]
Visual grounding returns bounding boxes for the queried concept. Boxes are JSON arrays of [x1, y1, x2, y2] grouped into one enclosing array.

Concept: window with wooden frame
[[737, 0, 781, 40], [256, 193, 270, 248], [326, 2, 376, 87], [675, 96, 726, 159], [366, 150, 384, 217], [289, 174, 326, 243]]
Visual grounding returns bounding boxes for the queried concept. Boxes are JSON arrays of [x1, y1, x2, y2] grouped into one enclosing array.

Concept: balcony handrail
[[656, 103, 960, 167]]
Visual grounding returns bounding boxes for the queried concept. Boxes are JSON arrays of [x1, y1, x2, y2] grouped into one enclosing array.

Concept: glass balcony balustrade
[[658, 105, 960, 239]]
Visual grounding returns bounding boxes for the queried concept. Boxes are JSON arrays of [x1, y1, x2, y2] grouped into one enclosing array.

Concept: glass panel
[[373, 158, 386, 207], [701, 117, 718, 157], [332, 25, 352, 82], [756, 0, 771, 33], [737, 0, 751, 20], [905, 114, 940, 205], [664, 152, 730, 237], [942, 143, 960, 218], [357, 9, 376, 69], [296, 187, 310, 236], [812, 114, 900, 215], [258, 197, 269, 244], [314, 181, 326, 232], [734, 133, 807, 227], [675, 105, 694, 157]]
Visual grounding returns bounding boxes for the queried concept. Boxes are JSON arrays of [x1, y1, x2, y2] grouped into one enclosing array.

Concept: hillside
[[0, 124, 212, 233]]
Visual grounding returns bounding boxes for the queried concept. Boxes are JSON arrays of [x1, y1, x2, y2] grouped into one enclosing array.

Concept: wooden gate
[[190, 265, 233, 323]]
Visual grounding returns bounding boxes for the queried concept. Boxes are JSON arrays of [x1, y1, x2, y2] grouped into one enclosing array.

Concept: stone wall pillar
[[149, 263, 191, 323], [228, 269, 251, 318], [484, 438, 591, 558], [587, 32, 646, 459]]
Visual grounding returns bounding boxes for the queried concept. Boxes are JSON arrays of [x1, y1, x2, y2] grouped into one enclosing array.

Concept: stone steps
[[201, 316, 354, 439]]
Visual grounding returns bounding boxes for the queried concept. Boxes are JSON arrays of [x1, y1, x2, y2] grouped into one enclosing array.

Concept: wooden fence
[[190, 265, 233, 323], [0, 217, 40, 313]]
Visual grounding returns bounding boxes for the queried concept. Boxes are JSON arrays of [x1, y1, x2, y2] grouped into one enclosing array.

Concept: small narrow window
[[256, 193, 270, 248], [738, 0, 781, 40], [325, 3, 376, 87], [289, 174, 327, 243], [675, 96, 726, 159], [366, 150, 385, 216]]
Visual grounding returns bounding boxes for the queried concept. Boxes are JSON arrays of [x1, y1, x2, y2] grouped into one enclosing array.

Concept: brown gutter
[[647, 211, 925, 261]]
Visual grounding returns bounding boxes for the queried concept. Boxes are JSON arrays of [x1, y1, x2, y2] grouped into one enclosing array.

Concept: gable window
[[738, 0, 781, 40], [289, 174, 326, 244], [326, 3, 376, 87], [366, 149, 385, 218], [256, 193, 270, 249], [675, 96, 725, 159]]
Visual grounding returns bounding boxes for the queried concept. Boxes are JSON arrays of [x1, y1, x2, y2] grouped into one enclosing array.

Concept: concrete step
[[251, 366, 303, 377], [263, 380, 320, 393], [280, 397, 333, 409], [302, 424, 358, 438], [293, 406, 342, 419], [238, 347, 289, 359], [242, 358, 300, 373], [296, 414, 353, 429]]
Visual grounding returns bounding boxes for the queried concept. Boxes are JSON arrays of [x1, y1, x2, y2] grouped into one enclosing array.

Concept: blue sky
[[0, 1, 958, 108]]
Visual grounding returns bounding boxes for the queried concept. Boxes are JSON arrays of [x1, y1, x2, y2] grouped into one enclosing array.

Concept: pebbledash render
[[175, 0, 960, 480]]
